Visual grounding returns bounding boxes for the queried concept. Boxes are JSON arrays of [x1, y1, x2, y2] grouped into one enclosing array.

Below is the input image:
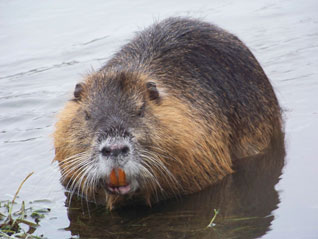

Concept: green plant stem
[[206, 209, 219, 228], [8, 172, 34, 222]]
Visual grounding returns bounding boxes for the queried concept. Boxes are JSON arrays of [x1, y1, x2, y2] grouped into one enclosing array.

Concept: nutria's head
[[54, 70, 232, 209], [55, 71, 172, 208]]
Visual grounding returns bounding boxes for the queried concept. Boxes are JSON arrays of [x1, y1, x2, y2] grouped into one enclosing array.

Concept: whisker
[[65, 160, 92, 207], [139, 149, 182, 199]]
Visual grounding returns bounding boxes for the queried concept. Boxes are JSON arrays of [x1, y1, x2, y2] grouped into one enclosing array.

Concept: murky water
[[1, 0, 317, 238]]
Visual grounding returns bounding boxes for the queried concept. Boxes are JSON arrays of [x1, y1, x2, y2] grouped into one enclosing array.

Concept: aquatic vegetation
[[0, 172, 50, 239], [206, 209, 220, 228]]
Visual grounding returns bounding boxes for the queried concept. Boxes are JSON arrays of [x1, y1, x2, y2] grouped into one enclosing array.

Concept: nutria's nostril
[[101, 146, 112, 157], [122, 146, 130, 155], [101, 145, 130, 157]]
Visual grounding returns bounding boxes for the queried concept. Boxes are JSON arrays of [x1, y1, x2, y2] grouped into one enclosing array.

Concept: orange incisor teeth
[[109, 168, 126, 186], [117, 168, 126, 186]]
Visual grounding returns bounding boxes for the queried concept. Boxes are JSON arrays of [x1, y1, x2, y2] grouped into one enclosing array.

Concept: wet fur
[[54, 17, 282, 210]]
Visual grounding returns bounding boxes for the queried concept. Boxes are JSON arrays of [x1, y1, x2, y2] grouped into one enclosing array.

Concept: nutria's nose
[[101, 144, 130, 157]]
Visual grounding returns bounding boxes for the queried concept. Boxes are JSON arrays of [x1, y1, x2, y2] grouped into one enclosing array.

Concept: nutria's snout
[[98, 138, 131, 163], [96, 135, 140, 195], [100, 144, 130, 158]]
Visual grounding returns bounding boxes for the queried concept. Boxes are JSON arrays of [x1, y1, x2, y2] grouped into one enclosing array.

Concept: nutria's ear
[[146, 82, 159, 101], [73, 83, 84, 101]]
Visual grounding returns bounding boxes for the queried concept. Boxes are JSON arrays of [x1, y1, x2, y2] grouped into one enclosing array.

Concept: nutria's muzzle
[[98, 136, 132, 163], [97, 136, 136, 195], [100, 143, 130, 158]]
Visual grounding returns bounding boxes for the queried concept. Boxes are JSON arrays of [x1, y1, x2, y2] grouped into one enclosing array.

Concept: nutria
[[53, 17, 282, 210]]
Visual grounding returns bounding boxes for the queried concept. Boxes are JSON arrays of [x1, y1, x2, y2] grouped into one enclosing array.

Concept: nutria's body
[[54, 17, 282, 210]]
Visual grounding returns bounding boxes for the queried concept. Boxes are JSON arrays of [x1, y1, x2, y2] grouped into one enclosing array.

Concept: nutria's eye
[[74, 83, 84, 101], [84, 110, 90, 120], [146, 82, 159, 101]]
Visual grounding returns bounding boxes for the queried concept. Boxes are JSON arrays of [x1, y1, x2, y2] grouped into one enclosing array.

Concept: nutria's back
[[54, 17, 282, 210], [105, 17, 281, 155]]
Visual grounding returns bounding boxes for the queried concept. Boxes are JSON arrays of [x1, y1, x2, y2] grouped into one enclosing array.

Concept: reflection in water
[[64, 129, 285, 239]]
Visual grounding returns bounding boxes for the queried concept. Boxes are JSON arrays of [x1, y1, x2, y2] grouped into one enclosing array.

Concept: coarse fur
[[53, 17, 282, 210]]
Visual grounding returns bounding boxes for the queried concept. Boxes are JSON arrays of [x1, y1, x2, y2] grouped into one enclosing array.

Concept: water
[[0, 0, 317, 238]]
